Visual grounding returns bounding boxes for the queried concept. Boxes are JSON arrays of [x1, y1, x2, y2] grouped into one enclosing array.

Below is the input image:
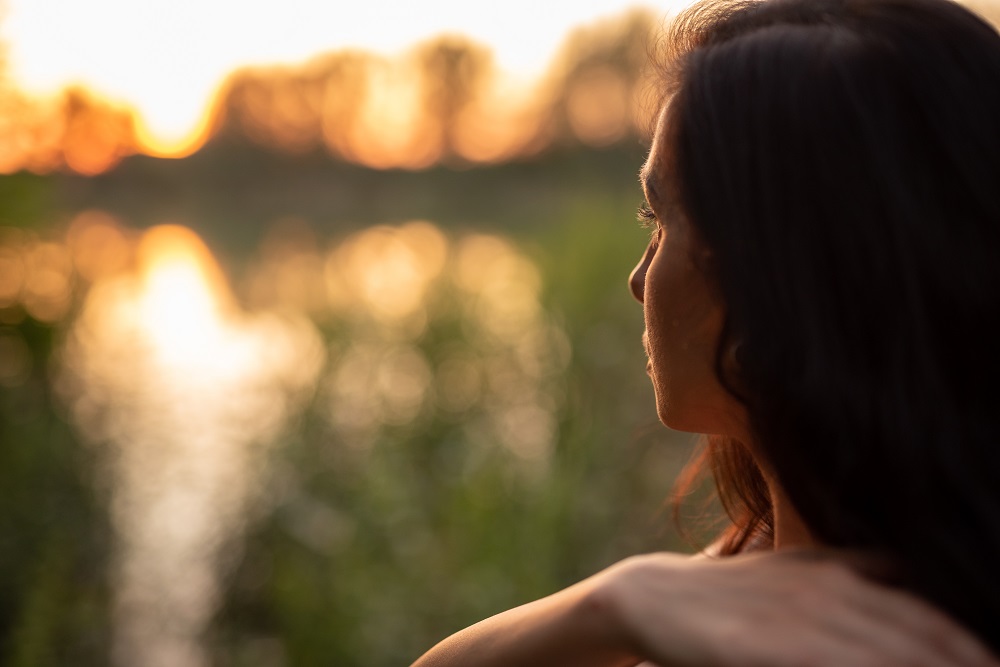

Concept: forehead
[[641, 104, 673, 201]]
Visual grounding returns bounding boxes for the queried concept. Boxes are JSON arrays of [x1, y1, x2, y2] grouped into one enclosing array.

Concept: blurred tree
[[543, 10, 659, 147], [0, 5, 137, 177], [214, 64, 326, 154], [417, 37, 492, 163], [316, 51, 371, 160], [200, 11, 660, 169], [58, 88, 137, 175]]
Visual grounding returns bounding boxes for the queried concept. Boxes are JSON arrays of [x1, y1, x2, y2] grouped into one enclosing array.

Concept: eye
[[637, 202, 657, 227], [636, 203, 660, 242]]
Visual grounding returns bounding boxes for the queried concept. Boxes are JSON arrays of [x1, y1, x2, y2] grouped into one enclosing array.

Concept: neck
[[734, 434, 817, 550], [769, 483, 815, 549]]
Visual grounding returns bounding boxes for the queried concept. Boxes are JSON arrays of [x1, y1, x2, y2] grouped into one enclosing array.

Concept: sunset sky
[[3, 0, 689, 153]]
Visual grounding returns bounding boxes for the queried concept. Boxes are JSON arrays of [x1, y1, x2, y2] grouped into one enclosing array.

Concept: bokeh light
[[58, 224, 325, 667], [0, 214, 579, 664]]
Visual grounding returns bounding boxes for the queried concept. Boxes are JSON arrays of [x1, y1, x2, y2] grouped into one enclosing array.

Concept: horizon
[[2, 0, 689, 157]]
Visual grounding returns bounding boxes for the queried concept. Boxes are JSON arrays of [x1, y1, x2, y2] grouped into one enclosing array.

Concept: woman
[[413, 0, 1000, 664]]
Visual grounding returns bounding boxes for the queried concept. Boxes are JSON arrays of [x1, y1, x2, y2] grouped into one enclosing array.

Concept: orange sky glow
[[2, 0, 689, 160]]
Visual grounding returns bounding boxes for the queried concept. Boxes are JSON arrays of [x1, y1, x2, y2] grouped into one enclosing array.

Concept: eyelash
[[636, 203, 659, 240], [636, 203, 656, 226]]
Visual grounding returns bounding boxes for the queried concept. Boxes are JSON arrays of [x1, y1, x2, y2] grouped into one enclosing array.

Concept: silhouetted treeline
[[0, 10, 659, 174]]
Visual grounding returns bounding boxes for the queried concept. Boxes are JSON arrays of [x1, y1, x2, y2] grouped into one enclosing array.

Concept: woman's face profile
[[630, 107, 743, 438]]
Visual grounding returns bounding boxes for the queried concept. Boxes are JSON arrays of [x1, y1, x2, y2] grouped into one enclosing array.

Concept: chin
[[653, 394, 684, 431], [657, 407, 689, 432], [655, 396, 709, 435]]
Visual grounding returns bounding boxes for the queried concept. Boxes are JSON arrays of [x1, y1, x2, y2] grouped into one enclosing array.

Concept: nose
[[629, 241, 653, 304]]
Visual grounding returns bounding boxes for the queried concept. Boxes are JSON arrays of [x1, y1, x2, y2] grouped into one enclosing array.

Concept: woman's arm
[[411, 551, 1000, 667], [410, 567, 642, 667]]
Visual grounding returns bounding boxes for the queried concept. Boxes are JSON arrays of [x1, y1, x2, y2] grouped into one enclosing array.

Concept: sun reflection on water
[[133, 226, 234, 369], [59, 225, 324, 667]]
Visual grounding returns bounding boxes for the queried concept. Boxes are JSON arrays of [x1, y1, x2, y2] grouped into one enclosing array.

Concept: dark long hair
[[661, 0, 1000, 648]]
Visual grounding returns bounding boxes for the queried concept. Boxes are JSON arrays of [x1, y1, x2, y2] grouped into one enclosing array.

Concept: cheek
[[644, 251, 712, 348], [643, 249, 728, 425]]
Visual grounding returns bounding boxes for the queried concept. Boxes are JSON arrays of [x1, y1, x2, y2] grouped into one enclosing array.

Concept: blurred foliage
[[0, 172, 50, 229], [0, 142, 707, 666], [0, 303, 111, 664]]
